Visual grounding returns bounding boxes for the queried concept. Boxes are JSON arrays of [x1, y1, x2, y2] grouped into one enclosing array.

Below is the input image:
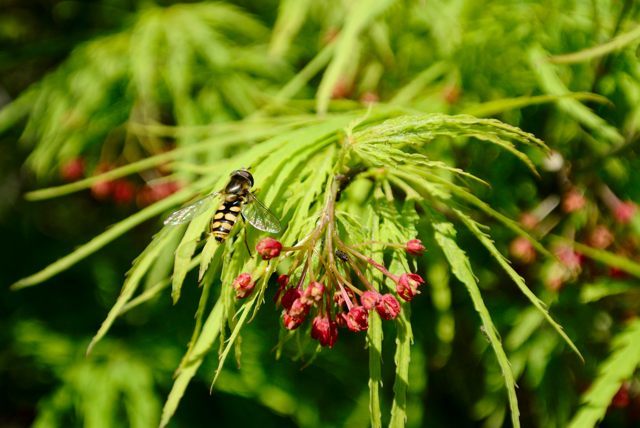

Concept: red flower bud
[[277, 274, 290, 288], [112, 180, 136, 205], [233, 273, 255, 299], [303, 281, 325, 303], [288, 298, 310, 318], [333, 288, 355, 308], [345, 306, 369, 332], [91, 180, 113, 200], [273, 274, 290, 303], [405, 239, 426, 256], [256, 237, 282, 260], [281, 288, 301, 310], [311, 316, 338, 348], [613, 201, 637, 224], [375, 294, 401, 320], [396, 273, 424, 301], [283, 312, 304, 330], [360, 290, 381, 310], [60, 157, 85, 182], [335, 312, 347, 328], [611, 383, 630, 408], [137, 181, 181, 207]]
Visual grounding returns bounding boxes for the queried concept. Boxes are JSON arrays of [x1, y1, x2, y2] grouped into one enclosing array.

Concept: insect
[[164, 169, 281, 242]]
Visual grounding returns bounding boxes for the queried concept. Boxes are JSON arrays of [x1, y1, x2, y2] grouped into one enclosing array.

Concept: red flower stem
[[337, 283, 354, 310], [341, 244, 399, 282], [345, 256, 375, 291]]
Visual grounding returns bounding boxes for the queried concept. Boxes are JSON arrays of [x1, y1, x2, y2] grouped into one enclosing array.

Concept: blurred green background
[[2, 0, 640, 427]]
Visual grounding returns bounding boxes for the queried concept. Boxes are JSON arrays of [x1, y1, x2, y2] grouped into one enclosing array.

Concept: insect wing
[[163, 193, 219, 226], [242, 193, 282, 233]]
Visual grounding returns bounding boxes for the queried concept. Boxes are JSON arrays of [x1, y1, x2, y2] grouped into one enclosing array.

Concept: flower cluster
[[231, 237, 427, 349]]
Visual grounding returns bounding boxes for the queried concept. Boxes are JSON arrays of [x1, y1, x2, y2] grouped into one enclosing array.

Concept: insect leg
[[240, 213, 253, 257]]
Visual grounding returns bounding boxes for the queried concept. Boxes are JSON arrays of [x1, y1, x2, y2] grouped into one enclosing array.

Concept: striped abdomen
[[211, 193, 245, 242]]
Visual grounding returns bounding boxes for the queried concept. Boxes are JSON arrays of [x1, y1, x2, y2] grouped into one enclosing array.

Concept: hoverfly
[[164, 169, 281, 242]]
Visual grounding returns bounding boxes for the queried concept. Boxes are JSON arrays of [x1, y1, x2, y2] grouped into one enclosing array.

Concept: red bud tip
[[60, 157, 85, 182], [375, 294, 401, 320], [311, 316, 338, 348], [345, 306, 369, 332], [256, 237, 282, 260], [281, 288, 301, 310], [303, 281, 325, 304], [405, 239, 426, 256], [360, 290, 381, 310], [233, 273, 255, 299], [396, 273, 424, 302]]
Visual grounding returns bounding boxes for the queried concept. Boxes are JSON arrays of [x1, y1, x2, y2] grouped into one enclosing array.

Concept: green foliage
[[4, 0, 640, 427], [568, 319, 640, 428]]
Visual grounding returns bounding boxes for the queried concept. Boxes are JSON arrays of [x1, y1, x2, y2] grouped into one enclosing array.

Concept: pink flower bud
[[283, 312, 304, 330], [288, 298, 310, 318], [509, 236, 536, 264], [375, 294, 401, 320], [256, 237, 282, 260], [588, 225, 614, 249], [613, 201, 637, 224], [405, 239, 426, 256], [519, 212, 539, 230], [281, 288, 300, 310], [555, 246, 583, 270], [360, 290, 381, 310], [345, 306, 369, 332], [303, 281, 325, 303], [396, 273, 424, 301], [562, 188, 586, 213], [233, 273, 255, 299], [442, 85, 461, 104], [311, 316, 338, 348], [60, 157, 85, 182], [360, 91, 379, 104]]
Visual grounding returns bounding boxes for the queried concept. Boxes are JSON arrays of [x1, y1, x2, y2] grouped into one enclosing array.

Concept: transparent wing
[[163, 193, 219, 226], [242, 193, 282, 233]]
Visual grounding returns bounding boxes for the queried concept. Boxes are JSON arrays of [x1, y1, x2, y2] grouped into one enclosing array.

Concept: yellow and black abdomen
[[211, 194, 245, 242]]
